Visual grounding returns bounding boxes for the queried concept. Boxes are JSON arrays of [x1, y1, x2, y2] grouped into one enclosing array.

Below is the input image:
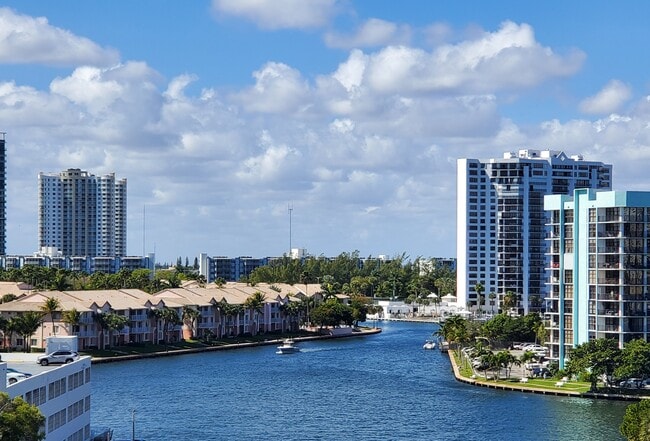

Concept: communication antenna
[[288, 203, 293, 256]]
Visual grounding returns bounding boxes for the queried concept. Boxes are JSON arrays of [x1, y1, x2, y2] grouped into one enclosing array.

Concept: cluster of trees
[[0, 266, 205, 294], [436, 313, 546, 350], [0, 392, 45, 440], [434, 314, 549, 380], [564, 338, 650, 392], [249, 252, 456, 300]]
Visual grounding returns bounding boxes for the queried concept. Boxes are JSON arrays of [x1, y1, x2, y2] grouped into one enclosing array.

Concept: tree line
[[249, 252, 456, 300]]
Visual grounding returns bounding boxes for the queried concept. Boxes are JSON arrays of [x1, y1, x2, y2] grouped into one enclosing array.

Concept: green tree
[[621, 398, 650, 441], [105, 313, 129, 347], [40, 296, 61, 336], [61, 308, 81, 335], [502, 291, 518, 312], [182, 305, 200, 339], [14, 312, 43, 353], [0, 392, 45, 441], [243, 291, 267, 336], [616, 339, 650, 383], [474, 282, 484, 314], [566, 338, 621, 391]]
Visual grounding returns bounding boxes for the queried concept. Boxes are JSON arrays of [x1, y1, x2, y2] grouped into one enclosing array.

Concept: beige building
[[0, 282, 332, 351]]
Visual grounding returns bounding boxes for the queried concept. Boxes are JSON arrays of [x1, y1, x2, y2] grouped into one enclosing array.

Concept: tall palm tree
[[182, 306, 200, 339], [474, 282, 484, 315], [93, 312, 110, 350], [503, 291, 518, 313], [62, 308, 81, 336], [488, 292, 497, 314], [244, 291, 266, 336], [15, 312, 43, 353], [40, 296, 61, 336]]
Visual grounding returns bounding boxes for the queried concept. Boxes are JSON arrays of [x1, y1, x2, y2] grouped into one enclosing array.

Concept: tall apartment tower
[[457, 150, 612, 315], [0, 133, 5, 255], [38, 169, 127, 257], [545, 190, 650, 368]]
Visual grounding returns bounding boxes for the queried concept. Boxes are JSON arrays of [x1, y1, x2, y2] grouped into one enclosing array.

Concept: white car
[[7, 372, 28, 385], [37, 350, 79, 366]]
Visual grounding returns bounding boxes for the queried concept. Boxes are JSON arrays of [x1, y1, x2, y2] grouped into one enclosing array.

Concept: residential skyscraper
[[0, 133, 5, 255], [457, 150, 612, 315], [545, 189, 650, 368], [38, 169, 127, 257]]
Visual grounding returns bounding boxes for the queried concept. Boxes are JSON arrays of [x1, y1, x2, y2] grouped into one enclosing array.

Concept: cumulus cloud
[[0, 7, 119, 66], [579, 79, 631, 115], [212, 0, 338, 30], [3, 12, 633, 261], [355, 21, 585, 95], [234, 62, 311, 113], [324, 18, 411, 49]]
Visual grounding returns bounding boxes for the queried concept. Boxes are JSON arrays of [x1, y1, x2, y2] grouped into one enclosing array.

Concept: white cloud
[[0, 7, 119, 66], [324, 18, 411, 49], [579, 79, 631, 115], [234, 62, 311, 113], [358, 21, 584, 95], [6, 12, 645, 263], [212, 0, 338, 30]]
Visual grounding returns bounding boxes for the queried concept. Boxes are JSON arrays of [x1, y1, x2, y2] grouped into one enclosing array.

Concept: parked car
[[36, 350, 79, 366], [6, 371, 28, 385], [619, 378, 642, 389], [531, 367, 552, 379], [6, 367, 31, 377]]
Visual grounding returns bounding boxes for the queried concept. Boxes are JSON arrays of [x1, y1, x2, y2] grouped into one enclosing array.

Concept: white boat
[[276, 338, 300, 354], [423, 340, 436, 350]]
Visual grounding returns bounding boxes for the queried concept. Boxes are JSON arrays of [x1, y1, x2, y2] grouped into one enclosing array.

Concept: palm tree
[[14, 312, 43, 353], [40, 296, 61, 336], [244, 291, 266, 336], [61, 308, 81, 336], [105, 313, 129, 347], [488, 292, 497, 314], [474, 282, 484, 315], [182, 305, 200, 339], [519, 350, 538, 377], [93, 312, 110, 350], [502, 291, 518, 313]]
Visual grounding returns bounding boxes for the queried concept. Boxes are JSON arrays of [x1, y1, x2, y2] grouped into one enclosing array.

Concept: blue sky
[[2, 1, 650, 264]]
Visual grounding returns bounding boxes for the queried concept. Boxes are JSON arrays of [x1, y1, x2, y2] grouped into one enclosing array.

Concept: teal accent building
[[545, 189, 650, 368]]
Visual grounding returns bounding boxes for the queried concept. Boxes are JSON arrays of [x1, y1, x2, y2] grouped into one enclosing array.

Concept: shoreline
[[446, 348, 642, 402], [91, 327, 383, 364]]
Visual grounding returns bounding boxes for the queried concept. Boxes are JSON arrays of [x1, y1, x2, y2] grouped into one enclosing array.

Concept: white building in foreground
[[2, 355, 92, 441]]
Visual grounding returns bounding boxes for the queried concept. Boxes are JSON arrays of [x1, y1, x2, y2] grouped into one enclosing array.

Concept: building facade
[[0, 253, 154, 274], [545, 190, 650, 368], [2, 356, 93, 441], [38, 169, 127, 257], [457, 150, 612, 314]]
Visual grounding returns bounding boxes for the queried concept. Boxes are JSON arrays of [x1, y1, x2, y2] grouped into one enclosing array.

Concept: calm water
[[91, 321, 627, 440]]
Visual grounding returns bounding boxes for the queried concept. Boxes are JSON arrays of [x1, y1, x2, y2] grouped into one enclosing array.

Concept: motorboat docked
[[423, 340, 436, 350], [276, 338, 300, 354]]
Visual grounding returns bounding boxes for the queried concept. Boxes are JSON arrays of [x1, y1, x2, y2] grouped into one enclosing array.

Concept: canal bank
[[446, 346, 643, 402], [90, 326, 382, 364]]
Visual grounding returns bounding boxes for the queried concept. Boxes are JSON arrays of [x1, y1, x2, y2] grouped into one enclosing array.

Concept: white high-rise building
[[38, 169, 127, 257], [457, 150, 612, 314]]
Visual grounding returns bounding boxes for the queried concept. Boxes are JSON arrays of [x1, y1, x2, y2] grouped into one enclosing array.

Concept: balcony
[[597, 325, 620, 332]]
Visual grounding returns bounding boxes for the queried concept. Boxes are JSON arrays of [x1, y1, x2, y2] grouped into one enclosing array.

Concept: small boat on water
[[423, 340, 436, 350], [276, 338, 300, 354]]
